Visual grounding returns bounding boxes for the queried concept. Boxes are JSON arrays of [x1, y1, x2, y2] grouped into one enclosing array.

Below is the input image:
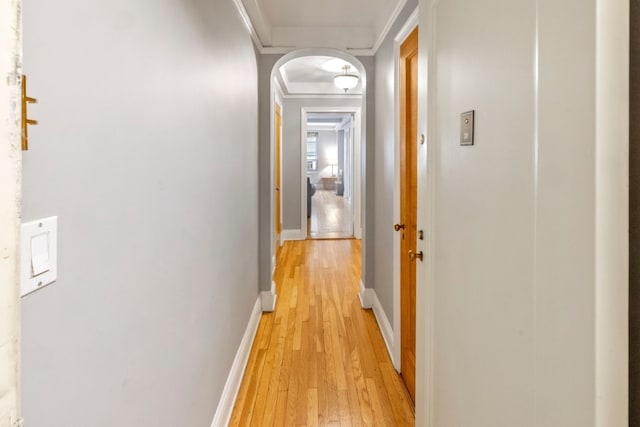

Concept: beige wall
[[0, 1, 22, 426]]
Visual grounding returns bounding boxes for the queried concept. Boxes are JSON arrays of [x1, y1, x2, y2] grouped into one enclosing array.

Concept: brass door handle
[[394, 223, 405, 231], [408, 250, 423, 261]]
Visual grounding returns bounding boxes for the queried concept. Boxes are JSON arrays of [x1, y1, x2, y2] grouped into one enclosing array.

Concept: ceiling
[[238, 0, 407, 53], [277, 56, 362, 95], [307, 112, 354, 131]]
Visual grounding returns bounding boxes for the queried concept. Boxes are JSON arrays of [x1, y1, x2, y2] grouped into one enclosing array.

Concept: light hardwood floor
[[230, 239, 415, 426], [309, 190, 353, 239]]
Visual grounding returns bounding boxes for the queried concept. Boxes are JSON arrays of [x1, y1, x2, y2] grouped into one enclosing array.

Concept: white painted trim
[[372, 0, 409, 53], [262, 46, 297, 55], [232, 0, 407, 56], [594, 0, 629, 424], [273, 95, 283, 253], [0, 1, 22, 424], [371, 290, 397, 370], [395, 7, 419, 44], [230, 0, 264, 51], [416, 4, 436, 427], [270, 49, 367, 262], [281, 229, 304, 241], [358, 279, 374, 309], [301, 106, 362, 240], [281, 93, 363, 100], [210, 297, 263, 427], [345, 48, 375, 57], [391, 3, 419, 392], [261, 281, 277, 312]]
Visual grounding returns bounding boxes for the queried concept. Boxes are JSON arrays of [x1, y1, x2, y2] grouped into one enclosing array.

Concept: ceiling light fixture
[[334, 65, 358, 92]]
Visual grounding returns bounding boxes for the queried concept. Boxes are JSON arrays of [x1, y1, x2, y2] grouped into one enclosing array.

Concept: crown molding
[[281, 93, 363, 100], [233, 0, 407, 56], [371, 0, 409, 54]]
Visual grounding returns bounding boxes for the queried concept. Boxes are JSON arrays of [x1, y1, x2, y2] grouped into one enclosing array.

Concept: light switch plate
[[21, 216, 57, 297], [460, 110, 475, 146]]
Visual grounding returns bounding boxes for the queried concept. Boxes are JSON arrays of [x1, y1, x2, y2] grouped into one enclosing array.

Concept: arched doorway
[[268, 48, 368, 297]]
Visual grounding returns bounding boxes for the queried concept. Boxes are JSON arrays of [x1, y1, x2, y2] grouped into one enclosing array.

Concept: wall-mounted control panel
[[21, 216, 57, 296], [460, 110, 475, 146]]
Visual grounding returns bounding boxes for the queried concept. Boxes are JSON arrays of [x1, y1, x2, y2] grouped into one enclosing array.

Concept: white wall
[[0, 1, 22, 426], [21, 0, 259, 426], [417, 0, 628, 425], [307, 130, 338, 185]]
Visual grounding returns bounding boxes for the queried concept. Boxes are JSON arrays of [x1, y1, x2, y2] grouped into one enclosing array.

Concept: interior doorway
[[397, 27, 419, 403], [306, 112, 355, 239]]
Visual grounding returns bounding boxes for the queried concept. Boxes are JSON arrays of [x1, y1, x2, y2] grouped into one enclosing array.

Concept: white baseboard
[[271, 254, 276, 276], [358, 279, 374, 309], [281, 229, 304, 241], [261, 281, 277, 312], [210, 297, 263, 427], [354, 227, 363, 240], [371, 291, 396, 369]]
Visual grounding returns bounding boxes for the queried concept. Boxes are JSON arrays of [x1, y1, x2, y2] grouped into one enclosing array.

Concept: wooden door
[[275, 103, 282, 256], [399, 27, 418, 403]]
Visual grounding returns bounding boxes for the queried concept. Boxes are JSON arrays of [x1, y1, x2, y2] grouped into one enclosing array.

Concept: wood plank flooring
[[309, 190, 353, 239], [230, 239, 415, 426]]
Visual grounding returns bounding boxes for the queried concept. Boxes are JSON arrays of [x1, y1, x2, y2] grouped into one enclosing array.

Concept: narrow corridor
[[230, 240, 414, 426]]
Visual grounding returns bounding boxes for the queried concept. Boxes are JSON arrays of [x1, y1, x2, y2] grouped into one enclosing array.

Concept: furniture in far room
[[307, 177, 316, 217], [321, 176, 337, 191]]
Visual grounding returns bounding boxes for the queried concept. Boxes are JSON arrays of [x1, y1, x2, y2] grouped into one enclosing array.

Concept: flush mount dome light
[[334, 65, 359, 92]]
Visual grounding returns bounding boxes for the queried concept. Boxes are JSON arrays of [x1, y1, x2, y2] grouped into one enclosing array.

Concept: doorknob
[[408, 250, 423, 261], [394, 223, 405, 231]]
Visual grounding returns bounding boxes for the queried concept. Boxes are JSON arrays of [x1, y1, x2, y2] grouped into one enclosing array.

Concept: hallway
[[309, 190, 353, 239], [230, 240, 414, 425]]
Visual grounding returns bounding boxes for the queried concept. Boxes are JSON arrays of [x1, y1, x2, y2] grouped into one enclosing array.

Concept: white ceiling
[[277, 56, 362, 95], [238, 0, 407, 52], [307, 112, 354, 131]]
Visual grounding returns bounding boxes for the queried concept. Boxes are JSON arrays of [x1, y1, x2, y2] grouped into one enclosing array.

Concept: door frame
[[269, 49, 368, 284], [274, 98, 283, 252], [301, 107, 362, 239], [0, 0, 23, 424], [392, 6, 419, 372]]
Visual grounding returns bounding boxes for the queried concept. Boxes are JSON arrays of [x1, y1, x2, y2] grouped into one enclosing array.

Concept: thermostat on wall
[[21, 216, 57, 297], [460, 110, 475, 146]]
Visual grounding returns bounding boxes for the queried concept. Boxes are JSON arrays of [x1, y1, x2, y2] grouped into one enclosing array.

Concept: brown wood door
[[275, 103, 282, 255], [399, 27, 418, 403]]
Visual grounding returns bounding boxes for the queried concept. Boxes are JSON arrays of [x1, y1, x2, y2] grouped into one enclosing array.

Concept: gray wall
[[282, 97, 361, 230], [631, 0, 639, 423], [21, 0, 259, 426], [373, 0, 418, 324]]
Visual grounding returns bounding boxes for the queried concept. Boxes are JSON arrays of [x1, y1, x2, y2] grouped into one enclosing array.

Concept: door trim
[[0, 0, 23, 424], [416, 5, 435, 426], [269, 49, 368, 299], [300, 106, 362, 239], [392, 6, 419, 373], [274, 100, 283, 251]]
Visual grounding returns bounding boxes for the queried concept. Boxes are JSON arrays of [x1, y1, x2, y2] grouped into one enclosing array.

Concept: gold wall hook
[[21, 75, 38, 151]]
